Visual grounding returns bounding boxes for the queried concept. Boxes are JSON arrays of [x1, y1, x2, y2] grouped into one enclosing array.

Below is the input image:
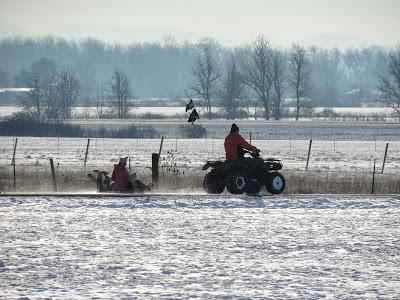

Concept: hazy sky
[[0, 0, 399, 47]]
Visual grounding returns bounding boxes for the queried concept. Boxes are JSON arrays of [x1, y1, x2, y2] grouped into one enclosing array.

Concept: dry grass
[[284, 171, 400, 194], [1, 166, 399, 194]]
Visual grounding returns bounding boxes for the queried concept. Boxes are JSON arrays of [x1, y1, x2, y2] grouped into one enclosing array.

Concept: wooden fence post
[[306, 139, 312, 171], [158, 136, 164, 161], [50, 158, 57, 192], [12, 138, 18, 191], [84, 138, 90, 167], [333, 136, 336, 152], [152, 153, 159, 187], [11, 137, 18, 166], [381, 143, 389, 174], [371, 159, 376, 194]]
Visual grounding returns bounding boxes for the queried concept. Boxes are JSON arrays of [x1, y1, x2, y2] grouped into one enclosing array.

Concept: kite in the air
[[188, 108, 199, 124], [185, 98, 200, 123], [185, 99, 194, 112]]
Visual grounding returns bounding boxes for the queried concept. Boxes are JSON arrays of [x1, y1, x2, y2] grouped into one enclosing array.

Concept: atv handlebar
[[243, 149, 260, 158]]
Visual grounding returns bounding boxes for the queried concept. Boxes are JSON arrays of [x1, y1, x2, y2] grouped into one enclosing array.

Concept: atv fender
[[202, 160, 223, 171]]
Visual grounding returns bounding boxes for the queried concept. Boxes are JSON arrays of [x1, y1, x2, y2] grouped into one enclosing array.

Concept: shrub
[[113, 125, 158, 138], [179, 124, 207, 138], [0, 113, 83, 137]]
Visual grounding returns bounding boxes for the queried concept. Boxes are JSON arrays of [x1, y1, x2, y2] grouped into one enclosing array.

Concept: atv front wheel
[[203, 172, 225, 194], [266, 172, 285, 194], [225, 171, 249, 194]]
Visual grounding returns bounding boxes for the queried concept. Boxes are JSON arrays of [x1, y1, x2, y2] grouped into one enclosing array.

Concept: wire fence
[[2, 136, 400, 173]]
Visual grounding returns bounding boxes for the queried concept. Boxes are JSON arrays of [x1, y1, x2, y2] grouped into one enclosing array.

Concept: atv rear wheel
[[203, 172, 225, 194], [225, 171, 249, 194], [266, 172, 285, 194]]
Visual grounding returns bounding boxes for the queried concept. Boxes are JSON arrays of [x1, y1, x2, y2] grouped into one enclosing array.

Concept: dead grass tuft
[[1, 166, 399, 194]]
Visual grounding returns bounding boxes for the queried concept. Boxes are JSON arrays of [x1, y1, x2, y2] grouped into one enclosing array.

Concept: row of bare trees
[[189, 37, 312, 120], [21, 57, 133, 119], [22, 58, 80, 120], [377, 45, 400, 116]]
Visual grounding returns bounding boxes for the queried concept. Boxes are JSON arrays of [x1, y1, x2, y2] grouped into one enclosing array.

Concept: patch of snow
[[0, 195, 399, 298]]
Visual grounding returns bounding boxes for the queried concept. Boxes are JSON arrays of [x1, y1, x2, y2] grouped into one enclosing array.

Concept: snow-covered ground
[[0, 106, 395, 118], [0, 195, 399, 298], [1, 137, 400, 173]]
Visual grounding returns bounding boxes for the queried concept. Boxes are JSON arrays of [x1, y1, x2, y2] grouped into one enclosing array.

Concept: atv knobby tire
[[225, 171, 249, 194], [203, 172, 225, 194], [266, 172, 285, 194]]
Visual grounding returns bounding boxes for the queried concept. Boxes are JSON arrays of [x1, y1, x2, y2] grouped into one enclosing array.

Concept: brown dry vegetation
[[1, 166, 399, 195]]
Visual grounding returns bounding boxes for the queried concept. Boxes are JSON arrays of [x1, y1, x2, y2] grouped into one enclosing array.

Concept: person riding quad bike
[[202, 123, 285, 195]]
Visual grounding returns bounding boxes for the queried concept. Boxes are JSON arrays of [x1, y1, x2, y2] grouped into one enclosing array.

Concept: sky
[[0, 0, 399, 48]]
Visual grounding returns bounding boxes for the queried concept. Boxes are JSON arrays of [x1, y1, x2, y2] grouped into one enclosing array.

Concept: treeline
[[0, 113, 210, 138], [0, 35, 398, 120], [0, 113, 158, 138]]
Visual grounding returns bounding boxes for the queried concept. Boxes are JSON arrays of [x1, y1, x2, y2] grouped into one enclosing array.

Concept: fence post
[[128, 157, 131, 173], [11, 138, 18, 191], [152, 153, 159, 187], [50, 158, 57, 192], [333, 136, 336, 152], [158, 136, 164, 161], [84, 138, 90, 167], [11, 137, 18, 166], [371, 159, 376, 194], [306, 139, 312, 171], [381, 143, 389, 174]]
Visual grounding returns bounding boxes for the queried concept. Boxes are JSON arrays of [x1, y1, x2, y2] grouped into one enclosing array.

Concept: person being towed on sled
[[111, 157, 134, 192], [224, 123, 261, 169], [110, 157, 152, 192]]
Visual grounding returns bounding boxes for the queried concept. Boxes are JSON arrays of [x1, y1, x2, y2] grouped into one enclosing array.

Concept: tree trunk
[[274, 94, 281, 120], [296, 90, 300, 121], [262, 95, 269, 120]]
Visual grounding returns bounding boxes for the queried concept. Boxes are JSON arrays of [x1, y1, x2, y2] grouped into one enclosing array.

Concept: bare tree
[[288, 44, 312, 121], [272, 49, 287, 120], [219, 55, 243, 119], [94, 83, 109, 118], [21, 77, 42, 119], [377, 45, 400, 117], [20, 58, 58, 119], [241, 36, 274, 120], [56, 68, 80, 119], [109, 69, 132, 119], [189, 43, 220, 117]]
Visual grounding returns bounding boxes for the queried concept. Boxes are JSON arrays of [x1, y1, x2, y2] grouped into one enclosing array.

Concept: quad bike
[[202, 151, 285, 195]]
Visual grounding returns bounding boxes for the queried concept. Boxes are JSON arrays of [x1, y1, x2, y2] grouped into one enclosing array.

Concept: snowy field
[[1, 137, 400, 174], [0, 195, 399, 298], [0, 106, 395, 119]]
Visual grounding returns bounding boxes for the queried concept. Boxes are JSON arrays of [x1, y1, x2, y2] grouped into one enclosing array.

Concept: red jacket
[[224, 132, 257, 160], [111, 166, 132, 190]]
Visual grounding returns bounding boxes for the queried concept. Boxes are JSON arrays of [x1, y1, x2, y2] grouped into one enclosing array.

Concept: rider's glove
[[256, 148, 261, 153]]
